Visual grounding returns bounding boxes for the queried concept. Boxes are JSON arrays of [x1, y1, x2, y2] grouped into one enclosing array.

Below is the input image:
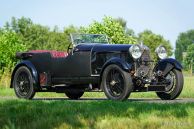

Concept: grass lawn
[[0, 100, 194, 129], [0, 76, 193, 129]]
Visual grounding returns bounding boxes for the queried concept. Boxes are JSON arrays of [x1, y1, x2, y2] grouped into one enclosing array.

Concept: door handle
[[74, 48, 79, 52]]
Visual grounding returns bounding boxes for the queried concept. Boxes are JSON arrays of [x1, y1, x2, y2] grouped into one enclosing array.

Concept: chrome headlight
[[129, 44, 143, 59], [155, 45, 167, 59]]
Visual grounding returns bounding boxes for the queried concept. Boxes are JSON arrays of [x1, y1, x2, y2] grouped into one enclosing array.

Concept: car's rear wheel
[[65, 90, 84, 99], [102, 64, 133, 101], [156, 69, 183, 100], [13, 66, 35, 99]]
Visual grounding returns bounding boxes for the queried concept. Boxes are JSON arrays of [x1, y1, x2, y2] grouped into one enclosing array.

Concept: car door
[[51, 47, 91, 78], [63, 50, 91, 77]]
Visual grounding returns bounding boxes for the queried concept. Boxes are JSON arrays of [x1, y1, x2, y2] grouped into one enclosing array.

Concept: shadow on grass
[[0, 99, 193, 129], [32, 97, 194, 104], [32, 97, 183, 101]]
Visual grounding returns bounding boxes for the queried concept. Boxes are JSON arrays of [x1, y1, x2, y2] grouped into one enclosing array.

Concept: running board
[[147, 85, 166, 91], [134, 85, 166, 92], [39, 86, 101, 93]]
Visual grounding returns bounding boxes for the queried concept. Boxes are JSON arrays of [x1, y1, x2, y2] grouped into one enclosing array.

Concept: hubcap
[[110, 80, 117, 86]]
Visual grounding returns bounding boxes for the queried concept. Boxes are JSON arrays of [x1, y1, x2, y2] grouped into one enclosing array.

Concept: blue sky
[[0, 0, 194, 49]]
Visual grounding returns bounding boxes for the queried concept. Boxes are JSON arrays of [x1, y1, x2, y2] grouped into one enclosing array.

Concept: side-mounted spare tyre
[[13, 66, 36, 99], [101, 64, 133, 101]]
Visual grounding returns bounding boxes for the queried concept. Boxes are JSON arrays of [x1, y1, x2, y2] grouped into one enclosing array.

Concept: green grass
[[0, 76, 194, 129], [0, 100, 194, 129]]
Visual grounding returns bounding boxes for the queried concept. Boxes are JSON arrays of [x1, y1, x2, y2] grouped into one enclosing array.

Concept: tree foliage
[[138, 30, 173, 60], [0, 30, 26, 70], [113, 17, 135, 36], [81, 16, 136, 44], [175, 30, 194, 62], [184, 44, 194, 70], [4, 17, 78, 51], [113, 17, 127, 29]]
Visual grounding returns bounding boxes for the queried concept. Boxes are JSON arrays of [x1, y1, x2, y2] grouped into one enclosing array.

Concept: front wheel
[[13, 66, 36, 99], [156, 69, 183, 100], [101, 64, 133, 101]]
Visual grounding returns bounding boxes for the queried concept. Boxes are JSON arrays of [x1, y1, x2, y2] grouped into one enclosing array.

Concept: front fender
[[154, 58, 183, 76], [100, 57, 132, 77], [10, 60, 39, 89]]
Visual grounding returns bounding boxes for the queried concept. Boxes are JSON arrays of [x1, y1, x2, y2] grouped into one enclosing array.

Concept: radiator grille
[[135, 47, 153, 77], [141, 49, 152, 62]]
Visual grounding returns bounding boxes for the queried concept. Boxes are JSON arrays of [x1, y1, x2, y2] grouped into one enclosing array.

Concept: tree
[[125, 28, 135, 36], [3, 17, 49, 50], [113, 17, 127, 29], [45, 25, 79, 51], [113, 17, 135, 37], [3, 17, 80, 51], [138, 30, 173, 60], [81, 16, 136, 44], [21, 24, 50, 50], [5, 17, 33, 34], [175, 30, 194, 62], [184, 44, 194, 72], [0, 30, 27, 70]]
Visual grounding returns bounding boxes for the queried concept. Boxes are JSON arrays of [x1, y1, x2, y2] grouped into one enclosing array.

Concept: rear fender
[[154, 58, 183, 76], [10, 60, 39, 89]]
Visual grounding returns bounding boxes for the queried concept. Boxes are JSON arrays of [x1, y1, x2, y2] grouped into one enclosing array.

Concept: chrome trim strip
[[91, 74, 100, 77]]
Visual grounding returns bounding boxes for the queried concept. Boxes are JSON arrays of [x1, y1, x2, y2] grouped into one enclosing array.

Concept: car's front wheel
[[65, 90, 84, 99], [13, 66, 36, 99], [101, 64, 133, 101], [156, 69, 183, 100]]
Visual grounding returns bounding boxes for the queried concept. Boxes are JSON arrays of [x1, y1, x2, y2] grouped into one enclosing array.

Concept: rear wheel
[[156, 69, 183, 100], [102, 64, 133, 101], [65, 90, 84, 99], [13, 66, 35, 99]]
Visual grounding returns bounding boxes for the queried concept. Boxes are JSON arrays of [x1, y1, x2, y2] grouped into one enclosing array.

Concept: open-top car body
[[11, 34, 183, 100]]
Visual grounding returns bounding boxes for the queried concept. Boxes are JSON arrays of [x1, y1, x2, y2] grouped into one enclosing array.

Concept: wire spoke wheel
[[13, 66, 35, 99], [156, 69, 183, 100], [106, 69, 124, 97], [102, 64, 133, 101], [15, 72, 31, 96]]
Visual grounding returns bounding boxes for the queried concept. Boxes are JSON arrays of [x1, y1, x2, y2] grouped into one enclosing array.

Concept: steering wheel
[[67, 43, 73, 54]]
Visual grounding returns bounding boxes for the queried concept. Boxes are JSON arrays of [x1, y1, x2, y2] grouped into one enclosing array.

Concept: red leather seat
[[30, 50, 68, 58]]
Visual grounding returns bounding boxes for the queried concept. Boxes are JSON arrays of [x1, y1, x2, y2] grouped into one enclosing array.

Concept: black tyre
[[101, 64, 133, 101], [65, 90, 84, 99], [13, 66, 35, 99], [156, 69, 183, 100]]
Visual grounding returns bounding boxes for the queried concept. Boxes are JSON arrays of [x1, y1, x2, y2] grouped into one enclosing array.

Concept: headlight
[[155, 45, 167, 59], [129, 44, 143, 59]]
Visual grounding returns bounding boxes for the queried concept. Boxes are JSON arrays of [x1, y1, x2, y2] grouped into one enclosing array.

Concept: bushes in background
[[0, 30, 26, 71]]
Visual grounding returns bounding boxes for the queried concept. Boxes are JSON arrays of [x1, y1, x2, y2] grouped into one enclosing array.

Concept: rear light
[[39, 72, 47, 86]]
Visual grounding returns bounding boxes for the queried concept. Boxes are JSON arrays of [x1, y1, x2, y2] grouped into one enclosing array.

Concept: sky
[[0, 0, 194, 49]]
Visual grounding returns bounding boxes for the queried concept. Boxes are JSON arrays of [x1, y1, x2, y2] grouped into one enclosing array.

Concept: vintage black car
[[10, 34, 183, 100]]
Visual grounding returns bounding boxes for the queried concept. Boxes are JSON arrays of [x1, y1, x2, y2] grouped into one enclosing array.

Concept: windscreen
[[70, 34, 109, 45]]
